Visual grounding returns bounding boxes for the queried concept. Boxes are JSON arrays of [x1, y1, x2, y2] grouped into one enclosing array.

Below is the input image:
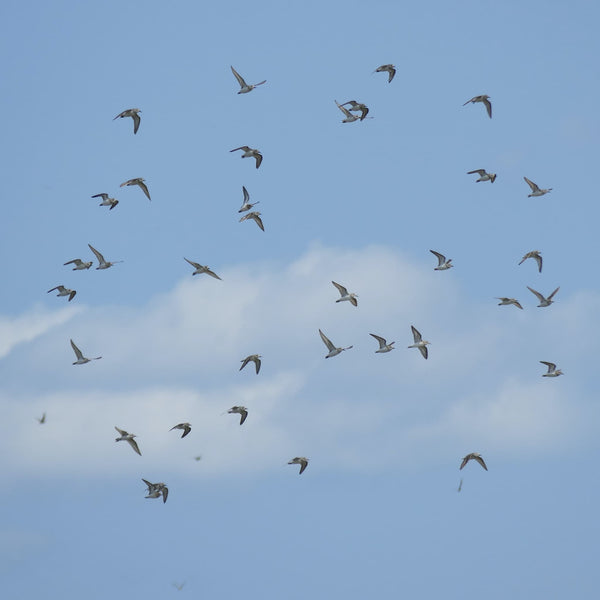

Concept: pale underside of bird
[[142, 479, 168, 503], [369, 333, 395, 353], [170, 423, 192, 438], [467, 169, 496, 183], [319, 329, 353, 358], [519, 250, 542, 273], [115, 426, 142, 455], [230, 146, 263, 169], [527, 285, 559, 307], [540, 361, 563, 377], [340, 100, 369, 120], [37, 412, 46, 424], [47, 285, 76, 301], [91, 193, 119, 210], [460, 452, 488, 471], [238, 186, 259, 213], [227, 406, 248, 425], [64, 258, 93, 270], [430, 250, 453, 270], [524, 176, 552, 197], [113, 108, 141, 134], [463, 95, 492, 118], [408, 325, 430, 359], [288, 457, 309, 474], [120, 177, 151, 201], [496, 297, 523, 309], [331, 281, 358, 306], [88, 243, 122, 270], [184, 257, 222, 279], [374, 64, 396, 82], [230, 66, 266, 94], [334, 100, 360, 123], [240, 354, 261, 374], [239, 211, 264, 231], [70, 339, 101, 365]]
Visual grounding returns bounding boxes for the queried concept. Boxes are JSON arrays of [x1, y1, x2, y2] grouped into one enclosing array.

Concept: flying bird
[[467, 169, 496, 183], [463, 95, 492, 118], [369, 333, 395, 353], [230, 146, 263, 169], [331, 281, 358, 306], [114, 427, 141, 455], [334, 100, 360, 123], [240, 354, 261, 374], [319, 329, 353, 358], [523, 177, 552, 197], [519, 250, 542, 273], [91, 193, 119, 210], [64, 258, 92, 270], [340, 100, 369, 120], [430, 250, 453, 270], [120, 178, 151, 201], [227, 406, 248, 425], [230, 66, 266, 94], [70, 339, 101, 365], [540, 361, 563, 377], [460, 453, 488, 471], [170, 423, 192, 438], [184, 258, 221, 279], [113, 108, 141, 134], [172, 583, 186, 591], [408, 326, 430, 359], [288, 457, 309, 474], [238, 186, 259, 213], [142, 479, 168, 503], [47, 285, 76, 301], [239, 211, 264, 231], [457, 478, 463, 492], [37, 413, 46, 424], [88, 244, 122, 270], [374, 64, 396, 82], [496, 297, 523, 309], [527, 286, 559, 307]]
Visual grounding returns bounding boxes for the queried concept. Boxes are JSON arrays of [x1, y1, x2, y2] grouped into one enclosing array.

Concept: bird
[[47, 285, 76, 302], [519, 250, 542, 273], [331, 281, 358, 306], [239, 211, 264, 231], [64, 258, 93, 270], [170, 423, 192, 438], [463, 95, 492, 118], [172, 583, 185, 591], [460, 453, 488, 471], [369, 333, 395, 353], [240, 354, 261, 374], [238, 186, 259, 213], [184, 258, 221, 279], [540, 361, 563, 377], [527, 286, 560, 307], [70, 339, 101, 365], [457, 478, 463, 492], [227, 406, 248, 425], [88, 244, 122, 270], [120, 178, 151, 201], [467, 169, 496, 183], [113, 108, 141, 134], [340, 100, 369, 120], [91, 193, 119, 210], [374, 64, 396, 82], [524, 177, 552, 197], [37, 413, 46, 424], [142, 479, 168, 503], [319, 329, 353, 358], [334, 100, 360, 123], [114, 426, 142, 455], [496, 297, 523, 309], [430, 250, 453, 270], [288, 457, 309, 474], [230, 146, 263, 169], [230, 66, 266, 94], [408, 326, 430, 359]]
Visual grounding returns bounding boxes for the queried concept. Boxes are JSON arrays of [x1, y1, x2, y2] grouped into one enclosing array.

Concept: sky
[[2, 0, 600, 597]]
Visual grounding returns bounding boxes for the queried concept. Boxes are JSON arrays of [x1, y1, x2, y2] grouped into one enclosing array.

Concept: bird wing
[[370, 333, 386, 348], [184, 257, 201, 269], [127, 438, 142, 456], [239, 409, 248, 425], [132, 112, 140, 134], [137, 180, 151, 200], [527, 286, 545, 302], [252, 214, 264, 230], [467, 169, 486, 175], [91, 193, 108, 200], [419, 345, 428, 359], [115, 426, 127, 436], [411, 326, 422, 343], [253, 357, 261, 374], [182, 425, 191, 438], [120, 179, 134, 187], [205, 268, 222, 280], [483, 97, 492, 118], [429, 250, 446, 266], [47, 286, 61, 293], [230, 66, 247, 88], [162, 487, 168, 503], [87, 244, 105, 265], [548, 286, 560, 300], [534, 254, 543, 272], [70, 339, 84, 360], [332, 281, 348, 297], [242, 186, 249, 203], [523, 177, 539, 192], [240, 356, 251, 371], [298, 459, 308, 474], [230, 146, 249, 153], [254, 153, 263, 169], [319, 329, 335, 351], [540, 361, 556, 372], [68, 290, 76, 301], [474, 455, 488, 470], [387, 67, 396, 82], [463, 97, 476, 106], [335, 100, 353, 117]]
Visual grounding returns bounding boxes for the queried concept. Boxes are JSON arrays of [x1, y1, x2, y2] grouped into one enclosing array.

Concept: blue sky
[[2, 0, 600, 598]]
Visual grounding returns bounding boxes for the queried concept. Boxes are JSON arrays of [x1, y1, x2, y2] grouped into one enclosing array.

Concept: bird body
[[408, 326, 430, 359], [70, 339, 101, 365], [120, 178, 151, 201], [430, 250, 453, 270], [288, 457, 309, 474], [370, 333, 395, 353], [460, 452, 488, 470], [463, 95, 492, 118], [184, 257, 221, 279], [467, 169, 496, 183], [115, 426, 142, 455], [230, 146, 263, 168], [230, 66, 266, 94], [240, 354, 261, 374], [47, 285, 76, 301], [113, 108, 141, 134]]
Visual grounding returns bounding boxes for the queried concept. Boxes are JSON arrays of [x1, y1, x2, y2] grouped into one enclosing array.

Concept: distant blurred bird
[[170, 423, 192, 438], [496, 297, 523, 310], [240, 354, 261, 374], [47, 285, 76, 301], [239, 211, 264, 231], [460, 453, 488, 471], [527, 286, 559, 307], [519, 250, 542, 273], [115, 427, 141, 455], [463, 94, 492, 118], [524, 177, 552, 197], [91, 193, 119, 210], [467, 169, 496, 183], [540, 361, 563, 377], [238, 186, 259, 213], [184, 258, 222, 279], [70, 339, 101, 365], [374, 64, 396, 82], [37, 413, 46, 424], [230, 66, 266, 94], [142, 479, 168, 503], [340, 100, 369, 120], [332, 281, 358, 306], [430, 250, 453, 270], [230, 146, 263, 168], [64, 258, 92, 270], [369, 333, 395, 353], [408, 326, 430, 359], [88, 244, 122, 270], [334, 100, 360, 123], [319, 329, 353, 358], [120, 177, 151, 201], [113, 108, 141, 134], [288, 457, 309, 474], [227, 406, 248, 425]]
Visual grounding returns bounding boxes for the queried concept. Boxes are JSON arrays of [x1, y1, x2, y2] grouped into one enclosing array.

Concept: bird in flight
[[523, 177, 552, 197], [527, 286, 559, 307], [334, 100, 360, 123], [227, 406, 248, 425], [184, 258, 221, 279], [64, 258, 92, 270], [463, 95, 492, 118], [88, 244, 122, 270], [519, 250, 542, 273], [496, 297, 523, 310], [374, 64, 396, 82], [288, 457, 309, 474], [47, 285, 76, 302], [115, 426, 142, 455], [430, 250, 453, 270], [37, 413, 46, 424], [332, 281, 358, 306], [340, 100, 370, 120], [467, 169, 496, 183], [230, 146, 263, 169], [120, 178, 151, 201], [239, 211, 264, 231], [238, 186, 259, 213], [230, 66, 266, 94], [142, 479, 168, 503], [460, 453, 488, 471], [170, 423, 192, 438], [70, 339, 102, 365], [240, 354, 261, 374], [540, 361, 563, 377], [369, 333, 395, 353], [91, 193, 119, 210], [408, 326, 430, 359], [113, 108, 141, 134], [319, 329, 353, 358]]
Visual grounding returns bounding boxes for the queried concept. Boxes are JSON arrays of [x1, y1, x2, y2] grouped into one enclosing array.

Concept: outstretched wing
[[331, 281, 348, 297], [87, 244, 105, 264], [230, 66, 247, 88], [319, 329, 335, 352], [411, 326, 422, 343], [523, 177, 539, 193], [70, 339, 84, 360]]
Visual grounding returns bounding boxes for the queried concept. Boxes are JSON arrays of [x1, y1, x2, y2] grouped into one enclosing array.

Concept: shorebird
[[319, 329, 353, 358], [47, 285, 76, 302], [70, 339, 101, 365], [288, 457, 309, 474], [88, 244, 122, 270], [527, 286, 559, 307], [408, 326, 430, 359], [238, 186, 259, 213], [467, 169, 496, 183], [340, 100, 369, 120], [64, 258, 92, 270], [113, 108, 141, 134], [37, 413, 46, 424], [230, 66, 266, 94], [227, 406, 248, 425], [496, 297, 523, 309], [142, 479, 168, 503], [170, 423, 192, 438], [540, 361, 563, 377], [460, 453, 488, 471], [524, 177, 552, 197], [239, 211, 264, 231], [240, 354, 261, 374], [184, 258, 221, 279], [334, 100, 360, 123], [115, 426, 142, 455], [331, 281, 358, 306], [91, 193, 119, 210], [120, 177, 151, 201], [369, 333, 395, 353], [230, 146, 263, 169], [374, 64, 396, 82], [463, 95, 492, 118], [519, 250, 542, 273], [430, 250, 453, 270]]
